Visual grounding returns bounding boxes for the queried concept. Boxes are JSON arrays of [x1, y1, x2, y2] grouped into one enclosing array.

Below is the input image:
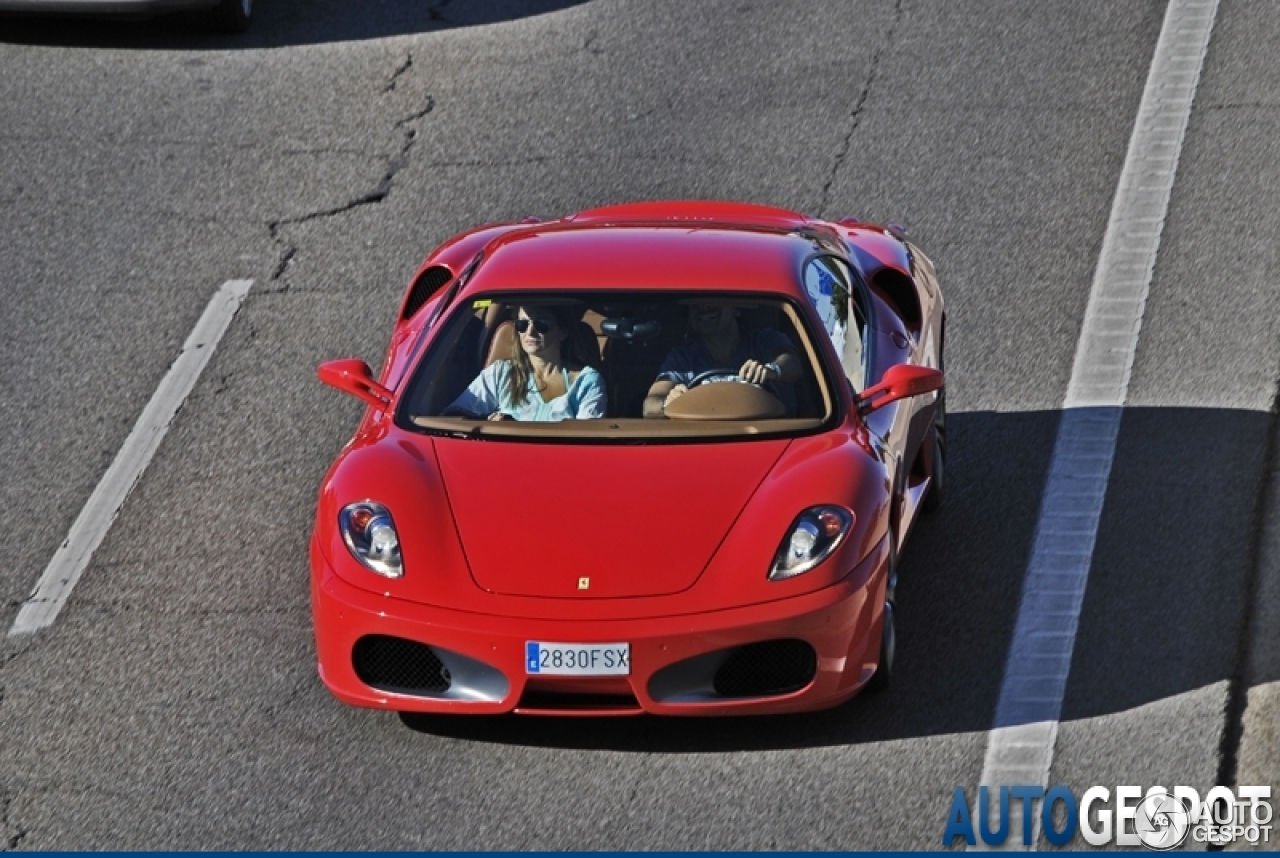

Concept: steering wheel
[[687, 368, 747, 388]]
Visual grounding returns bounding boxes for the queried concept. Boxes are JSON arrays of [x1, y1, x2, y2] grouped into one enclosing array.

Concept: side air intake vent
[[870, 268, 922, 333], [401, 265, 452, 321]]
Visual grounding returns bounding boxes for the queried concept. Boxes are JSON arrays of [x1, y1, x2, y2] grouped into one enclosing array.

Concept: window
[[802, 256, 868, 392], [396, 290, 838, 441]]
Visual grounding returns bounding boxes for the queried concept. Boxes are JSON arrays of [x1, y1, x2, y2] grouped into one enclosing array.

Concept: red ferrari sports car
[[311, 201, 945, 716]]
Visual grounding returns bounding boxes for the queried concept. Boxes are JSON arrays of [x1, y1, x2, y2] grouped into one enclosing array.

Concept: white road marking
[[976, 0, 1218, 845], [8, 279, 253, 637]]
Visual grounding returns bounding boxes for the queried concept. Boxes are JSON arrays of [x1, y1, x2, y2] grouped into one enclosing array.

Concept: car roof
[[462, 220, 823, 296]]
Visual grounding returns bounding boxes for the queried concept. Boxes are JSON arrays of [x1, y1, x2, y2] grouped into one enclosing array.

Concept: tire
[[869, 529, 899, 693], [210, 0, 251, 33], [921, 369, 946, 513], [884, 525, 899, 607], [868, 601, 895, 692]]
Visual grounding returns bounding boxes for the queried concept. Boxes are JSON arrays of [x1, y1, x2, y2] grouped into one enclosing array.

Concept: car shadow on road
[[0, 0, 590, 50], [399, 406, 1274, 755]]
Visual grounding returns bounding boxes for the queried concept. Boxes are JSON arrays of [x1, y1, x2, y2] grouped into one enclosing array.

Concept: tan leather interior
[[484, 319, 517, 367], [663, 382, 786, 421]]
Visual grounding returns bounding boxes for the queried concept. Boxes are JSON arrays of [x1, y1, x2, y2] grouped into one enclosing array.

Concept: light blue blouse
[[449, 361, 607, 421]]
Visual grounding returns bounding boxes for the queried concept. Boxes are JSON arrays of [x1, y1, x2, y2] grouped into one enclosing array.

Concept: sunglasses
[[515, 318, 554, 334]]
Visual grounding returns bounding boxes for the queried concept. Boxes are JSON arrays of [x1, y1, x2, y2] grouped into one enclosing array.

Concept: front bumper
[[310, 538, 890, 716]]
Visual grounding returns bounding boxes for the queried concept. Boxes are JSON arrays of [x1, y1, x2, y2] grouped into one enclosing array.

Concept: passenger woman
[[449, 305, 607, 421]]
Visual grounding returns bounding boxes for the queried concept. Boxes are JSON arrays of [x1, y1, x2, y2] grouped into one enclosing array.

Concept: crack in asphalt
[[0, 645, 31, 671], [383, 54, 413, 94], [266, 87, 435, 286], [1203, 101, 1278, 111], [269, 245, 295, 281], [63, 593, 305, 619], [395, 98, 436, 129], [0, 791, 27, 852], [819, 0, 904, 218], [281, 145, 375, 158], [426, 153, 556, 169]]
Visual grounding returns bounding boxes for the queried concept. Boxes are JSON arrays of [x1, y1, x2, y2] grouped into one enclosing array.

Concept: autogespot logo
[[943, 784, 1273, 849], [1133, 792, 1191, 850]]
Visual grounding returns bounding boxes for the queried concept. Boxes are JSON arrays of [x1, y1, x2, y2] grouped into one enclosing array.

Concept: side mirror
[[318, 359, 393, 411], [857, 365, 944, 415]]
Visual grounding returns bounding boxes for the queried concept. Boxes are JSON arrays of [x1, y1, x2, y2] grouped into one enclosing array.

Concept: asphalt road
[[0, 0, 1277, 849]]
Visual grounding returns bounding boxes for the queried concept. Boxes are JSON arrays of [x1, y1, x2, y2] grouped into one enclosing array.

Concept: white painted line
[[976, 0, 1218, 846], [8, 279, 253, 637]]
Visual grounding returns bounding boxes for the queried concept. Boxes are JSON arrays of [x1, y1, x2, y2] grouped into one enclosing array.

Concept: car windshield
[[396, 290, 838, 441]]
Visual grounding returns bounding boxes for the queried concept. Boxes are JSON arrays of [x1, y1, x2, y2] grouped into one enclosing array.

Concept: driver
[[642, 301, 801, 418]]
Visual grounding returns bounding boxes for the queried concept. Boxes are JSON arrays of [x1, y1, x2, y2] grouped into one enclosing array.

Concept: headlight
[[768, 506, 854, 580], [339, 501, 403, 578]]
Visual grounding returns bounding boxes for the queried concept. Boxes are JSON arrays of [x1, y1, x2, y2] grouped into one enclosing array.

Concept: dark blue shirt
[[657, 328, 798, 415]]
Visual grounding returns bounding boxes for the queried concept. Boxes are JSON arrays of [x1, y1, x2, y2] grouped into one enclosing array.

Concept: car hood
[[432, 437, 790, 598]]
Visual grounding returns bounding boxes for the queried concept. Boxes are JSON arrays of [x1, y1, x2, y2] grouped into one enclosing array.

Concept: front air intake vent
[[515, 691, 642, 714], [712, 639, 817, 698], [352, 635, 451, 695]]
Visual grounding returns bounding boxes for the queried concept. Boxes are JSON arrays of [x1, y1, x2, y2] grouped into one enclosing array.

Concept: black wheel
[[869, 527, 898, 692], [921, 372, 946, 513], [868, 601, 895, 692], [884, 525, 899, 607], [210, 0, 251, 33]]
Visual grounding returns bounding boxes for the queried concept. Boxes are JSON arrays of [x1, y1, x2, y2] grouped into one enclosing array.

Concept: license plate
[[526, 641, 630, 676]]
